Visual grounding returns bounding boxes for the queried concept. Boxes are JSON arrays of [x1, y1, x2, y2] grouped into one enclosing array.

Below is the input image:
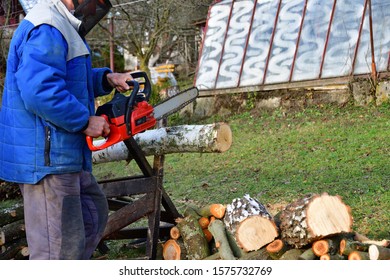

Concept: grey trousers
[[20, 171, 108, 260]]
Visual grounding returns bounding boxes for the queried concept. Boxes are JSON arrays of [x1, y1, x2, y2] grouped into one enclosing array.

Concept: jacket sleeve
[[15, 25, 90, 133], [92, 68, 113, 97]]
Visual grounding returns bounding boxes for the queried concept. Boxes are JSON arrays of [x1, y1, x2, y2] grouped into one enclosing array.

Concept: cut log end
[[266, 239, 289, 260], [236, 215, 278, 252], [210, 204, 226, 219], [312, 240, 329, 257], [369, 245, 390, 260], [339, 239, 370, 256], [169, 226, 181, 240], [369, 245, 380, 260], [163, 239, 181, 260], [348, 251, 370, 260], [266, 239, 284, 254], [319, 254, 331, 260], [306, 194, 352, 237], [280, 193, 353, 248], [215, 123, 232, 153], [198, 217, 210, 229]]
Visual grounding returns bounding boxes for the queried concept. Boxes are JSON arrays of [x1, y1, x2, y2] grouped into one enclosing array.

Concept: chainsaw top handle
[[124, 79, 139, 136], [126, 71, 152, 101]]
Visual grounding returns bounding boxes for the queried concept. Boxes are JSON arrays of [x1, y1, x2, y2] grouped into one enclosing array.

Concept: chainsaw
[[86, 71, 198, 151]]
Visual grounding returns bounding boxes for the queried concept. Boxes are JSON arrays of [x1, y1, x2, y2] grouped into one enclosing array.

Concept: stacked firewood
[[0, 203, 29, 260], [0, 181, 21, 201], [162, 193, 390, 260]]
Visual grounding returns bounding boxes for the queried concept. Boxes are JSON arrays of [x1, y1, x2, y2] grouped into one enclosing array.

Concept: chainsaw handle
[[86, 72, 152, 151], [85, 115, 118, 151], [128, 71, 152, 101], [121, 79, 140, 108], [86, 132, 123, 151], [124, 80, 140, 135], [87, 80, 140, 151]]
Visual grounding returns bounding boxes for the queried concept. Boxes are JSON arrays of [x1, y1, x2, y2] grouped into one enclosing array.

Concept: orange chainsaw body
[[86, 72, 156, 151]]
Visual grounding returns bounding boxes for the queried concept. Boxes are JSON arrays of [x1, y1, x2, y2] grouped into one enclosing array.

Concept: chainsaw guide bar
[[153, 87, 199, 120]]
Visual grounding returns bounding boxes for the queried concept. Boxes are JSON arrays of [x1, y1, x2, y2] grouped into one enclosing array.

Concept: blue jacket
[[0, 4, 112, 184]]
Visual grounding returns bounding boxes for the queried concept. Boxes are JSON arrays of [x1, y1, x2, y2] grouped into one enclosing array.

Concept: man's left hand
[[106, 72, 133, 92]]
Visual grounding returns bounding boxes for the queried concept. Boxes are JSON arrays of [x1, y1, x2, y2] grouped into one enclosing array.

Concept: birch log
[[279, 193, 353, 248], [224, 194, 278, 252], [92, 123, 232, 164]]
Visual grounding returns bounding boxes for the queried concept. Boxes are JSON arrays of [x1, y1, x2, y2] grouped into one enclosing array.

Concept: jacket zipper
[[44, 126, 51, 166]]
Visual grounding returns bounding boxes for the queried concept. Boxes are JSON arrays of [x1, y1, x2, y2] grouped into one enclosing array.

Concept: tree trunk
[[0, 219, 26, 246], [224, 194, 278, 252], [339, 239, 370, 256], [188, 204, 226, 219], [208, 219, 235, 260], [175, 216, 210, 260], [239, 248, 270, 260], [0, 238, 28, 260], [368, 245, 390, 260], [0, 203, 24, 227], [92, 123, 232, 164], [279, 249, 304, 260], [353, 232, 390, 247], [312, 237, 341, 257], [279, 193, 353, 248], [299, 248, 318, 260]]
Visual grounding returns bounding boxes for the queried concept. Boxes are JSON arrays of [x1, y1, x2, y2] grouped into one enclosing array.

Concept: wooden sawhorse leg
[[99, 137, 181, 259]]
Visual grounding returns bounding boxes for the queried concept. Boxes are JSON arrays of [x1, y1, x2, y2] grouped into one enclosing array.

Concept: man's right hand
[[82, 116, 110, 137]]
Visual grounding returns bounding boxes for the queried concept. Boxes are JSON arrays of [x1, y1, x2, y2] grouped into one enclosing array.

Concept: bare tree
[[0, 0, 213, 92], [90, 0, 212, 75]]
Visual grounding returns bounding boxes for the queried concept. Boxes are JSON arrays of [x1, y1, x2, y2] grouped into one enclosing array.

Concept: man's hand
[[82, 116, 110, 137], [106, 72, 133, 92]]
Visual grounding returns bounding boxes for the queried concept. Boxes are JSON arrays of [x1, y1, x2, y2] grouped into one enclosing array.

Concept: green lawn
[[6, 102, 384, 259], [94, 103, 390, 242]]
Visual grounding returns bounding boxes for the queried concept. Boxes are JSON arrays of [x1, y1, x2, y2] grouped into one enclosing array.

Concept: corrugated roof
[[195, 0, 390, 91]]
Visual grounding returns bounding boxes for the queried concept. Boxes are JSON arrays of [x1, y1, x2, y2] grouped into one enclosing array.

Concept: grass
[[4, 102, 386, 259], [94, 102, 390, 247]]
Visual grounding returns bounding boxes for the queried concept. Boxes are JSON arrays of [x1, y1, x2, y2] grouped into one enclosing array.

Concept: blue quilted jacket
[[0, 6, 112, 184]]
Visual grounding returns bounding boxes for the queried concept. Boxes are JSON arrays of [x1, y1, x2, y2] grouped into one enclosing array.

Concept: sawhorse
[[98, 133, 182, 259]]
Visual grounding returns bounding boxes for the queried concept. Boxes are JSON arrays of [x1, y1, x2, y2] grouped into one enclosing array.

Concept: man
[[0, 0, 129, 259]]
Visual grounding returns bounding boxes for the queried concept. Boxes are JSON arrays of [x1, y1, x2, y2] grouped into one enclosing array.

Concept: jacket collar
[[39, 0, 82, 31]]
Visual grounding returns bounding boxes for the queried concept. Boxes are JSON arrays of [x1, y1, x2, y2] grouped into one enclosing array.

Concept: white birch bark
[[92, 122, 232, 164]]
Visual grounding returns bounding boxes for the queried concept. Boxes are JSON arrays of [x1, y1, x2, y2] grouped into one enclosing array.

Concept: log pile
[[1, 123, 233, 260], [0, 203, 29, 260], [162, 192, 390, 260], [0, 181, 21, 201]]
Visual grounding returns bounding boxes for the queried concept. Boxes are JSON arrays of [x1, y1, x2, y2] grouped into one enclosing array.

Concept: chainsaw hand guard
[[86, 113, 132, 151]]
